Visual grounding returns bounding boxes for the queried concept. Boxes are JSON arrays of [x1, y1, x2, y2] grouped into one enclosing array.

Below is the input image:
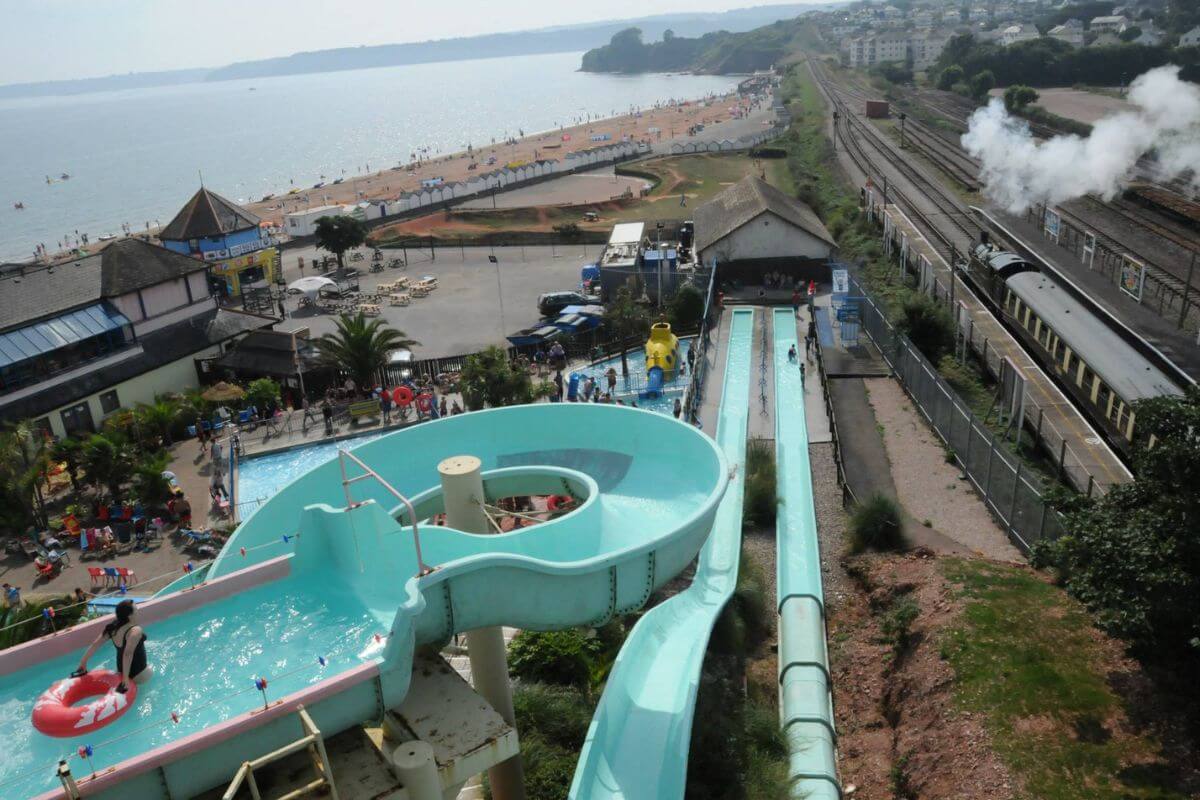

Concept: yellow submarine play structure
[[641, 320, 680, 398]]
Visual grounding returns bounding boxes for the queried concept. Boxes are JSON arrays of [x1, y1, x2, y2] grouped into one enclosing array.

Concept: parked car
[[538, 291, 590, 318]]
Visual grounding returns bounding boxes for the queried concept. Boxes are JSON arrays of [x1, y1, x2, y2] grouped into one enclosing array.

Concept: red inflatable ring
[[392, 386, 413, 407], [32, 670, 137, 737], [416, 393, 433, 413]]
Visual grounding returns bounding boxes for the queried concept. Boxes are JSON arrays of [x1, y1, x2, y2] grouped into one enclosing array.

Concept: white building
[[695, 176, 836, 268], [284, 205, 351, 238], [1090, 15, 1129, 33], [842, 30, 947, 68], [1000, 23, 1040, 45], [910, 32, 949, 68], [1182, 26, 1200, 46], [1048, 23, 1085, 46]]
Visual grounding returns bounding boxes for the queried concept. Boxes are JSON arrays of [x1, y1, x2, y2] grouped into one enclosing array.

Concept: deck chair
[[87, 567, 105, 588]]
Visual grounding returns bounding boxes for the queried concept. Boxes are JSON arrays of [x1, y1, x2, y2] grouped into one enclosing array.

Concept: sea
[[0, 51, 738, 263]]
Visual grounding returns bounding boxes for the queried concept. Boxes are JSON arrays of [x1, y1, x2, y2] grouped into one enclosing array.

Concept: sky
[[0, 0, 812, 84]]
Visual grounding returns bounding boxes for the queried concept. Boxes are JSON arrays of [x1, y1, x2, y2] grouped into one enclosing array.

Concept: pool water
[[575, 337, 694, 416], [0, 573, 384, 798], [237, 431, 386, 506]]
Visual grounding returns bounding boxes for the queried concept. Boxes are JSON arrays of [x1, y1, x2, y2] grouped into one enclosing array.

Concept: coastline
[[19, 87, 747, 265]]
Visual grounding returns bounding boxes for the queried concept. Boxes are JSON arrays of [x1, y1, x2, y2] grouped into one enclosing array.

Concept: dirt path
[[865, 378, 1022, 562]]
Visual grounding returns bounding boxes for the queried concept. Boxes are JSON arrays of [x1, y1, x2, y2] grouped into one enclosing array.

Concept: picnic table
[[358, 303, 381, 316], [389, 293, 411, 306]]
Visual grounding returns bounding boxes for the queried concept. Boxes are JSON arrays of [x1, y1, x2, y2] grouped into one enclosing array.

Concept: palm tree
[[0, 422, 50, 529], [317, 312, 420, 390], [82, 434, 133, 502], [50, 437, 85, 497], [134, 397, 179, 447], [603, 285, 651, 377]]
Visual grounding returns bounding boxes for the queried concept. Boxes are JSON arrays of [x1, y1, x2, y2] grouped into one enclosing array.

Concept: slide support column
[[438, 455, 525, 800]]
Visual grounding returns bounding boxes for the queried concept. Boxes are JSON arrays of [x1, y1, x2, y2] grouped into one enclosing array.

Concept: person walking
[[381, 390, 393, 423], [322, 402, 334, 436], [554, 370, 564, 402], [302, 396, 317, 432], [791, 289, 801, 318], [605, 367, 617, 394], [800, 361, 806, 384]]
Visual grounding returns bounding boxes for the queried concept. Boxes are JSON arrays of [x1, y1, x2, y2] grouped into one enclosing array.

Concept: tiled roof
[[694, 175, 836, 255], [159, 187, 261, 241]]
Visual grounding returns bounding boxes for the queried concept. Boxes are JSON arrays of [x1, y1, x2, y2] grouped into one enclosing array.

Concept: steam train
[[969, 235, 1186, 453]]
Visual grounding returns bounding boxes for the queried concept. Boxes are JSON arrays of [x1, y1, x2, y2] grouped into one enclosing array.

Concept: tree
[[246, 378, 280, 408], [458, 346, 536, 410], [667, 284, 705, 330], [132, 451, 173, 509], [318, 312, 419, 391], [969, 69, 996, 98], [1119, 25, 1142, 42], [82, 434, 133, 502], [1003, 84, 1040, 111], [937, 64, 964, 89], [602, 286, 651, 377], [0, 422, 50, 530], [134, 397, 179, 447], [313, 215, 367, 271], [1033, 387, 1200, 659]]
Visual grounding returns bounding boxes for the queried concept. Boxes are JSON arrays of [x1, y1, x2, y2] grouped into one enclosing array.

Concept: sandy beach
[[243, 92, 751, 225]]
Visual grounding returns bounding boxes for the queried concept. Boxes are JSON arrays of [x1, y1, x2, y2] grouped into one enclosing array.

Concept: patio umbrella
[[288, 276, 338, 300], [202, 382, 246, 402]]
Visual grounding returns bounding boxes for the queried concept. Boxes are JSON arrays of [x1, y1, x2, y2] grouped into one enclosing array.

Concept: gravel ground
[[741, 525, 777, 629], [865, 378, 1023, 563], [809, 442, 854, 613]]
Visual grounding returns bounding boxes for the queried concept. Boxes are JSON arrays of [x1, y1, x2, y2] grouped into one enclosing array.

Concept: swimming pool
[[574, 337, 694, 416], [0, 572, 382, 798], [237, 431, 386, 506]]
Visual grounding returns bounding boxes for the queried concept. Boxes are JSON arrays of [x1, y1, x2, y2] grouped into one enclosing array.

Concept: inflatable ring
[[32, 670, 137, 737], [547, 495, 573, 512], [392, 386, 414, 407], [415, 394, 433, 413]]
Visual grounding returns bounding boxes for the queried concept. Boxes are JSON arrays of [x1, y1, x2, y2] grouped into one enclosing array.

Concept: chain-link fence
[[853, 277, 1068, 553]]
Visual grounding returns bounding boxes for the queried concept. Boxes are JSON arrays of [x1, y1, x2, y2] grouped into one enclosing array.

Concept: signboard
[[1081, 231, 1097, 269], [1043, 208, 1061, 243], [836, 303, 861, 323], [1120, 255, 1146, 301], [831, 268, 849, 305]]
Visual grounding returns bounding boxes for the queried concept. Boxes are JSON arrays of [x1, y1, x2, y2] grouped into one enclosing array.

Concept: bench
[[348, 400, 381, 426], [389, 292, 411, 306]]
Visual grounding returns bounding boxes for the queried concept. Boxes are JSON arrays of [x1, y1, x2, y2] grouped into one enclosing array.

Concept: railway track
[[1101, 197, 1200, 257]]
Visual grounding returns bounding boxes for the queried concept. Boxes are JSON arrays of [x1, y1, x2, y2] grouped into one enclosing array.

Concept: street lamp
[[489, 255, 506, 341], [899, 112, 907, 149]]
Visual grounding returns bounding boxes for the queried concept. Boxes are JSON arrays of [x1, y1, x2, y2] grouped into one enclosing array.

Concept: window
[[99, 390, 120, 415], [1096, 381, 1111, 413]]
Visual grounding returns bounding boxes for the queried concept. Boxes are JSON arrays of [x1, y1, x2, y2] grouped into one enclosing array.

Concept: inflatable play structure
[[640, 321, 680, 399]]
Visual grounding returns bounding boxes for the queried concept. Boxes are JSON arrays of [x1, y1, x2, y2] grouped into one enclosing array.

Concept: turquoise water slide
[[570, 308, 755, 800], [0, 402, 732, 800], [772, 309, 840, 798]]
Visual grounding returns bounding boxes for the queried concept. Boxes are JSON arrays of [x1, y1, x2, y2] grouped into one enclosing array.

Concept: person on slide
[[73, 600, 151, 693]]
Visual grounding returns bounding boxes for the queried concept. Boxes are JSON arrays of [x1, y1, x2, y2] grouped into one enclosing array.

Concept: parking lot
[[277, 243, 603, 358]]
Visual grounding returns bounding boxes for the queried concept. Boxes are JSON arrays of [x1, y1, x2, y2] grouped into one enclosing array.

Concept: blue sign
[[836, 305, 860, 323]]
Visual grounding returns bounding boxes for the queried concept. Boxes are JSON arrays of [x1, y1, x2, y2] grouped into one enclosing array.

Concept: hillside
[[0, 4, 820, 98], [580, 18, 812, 74]]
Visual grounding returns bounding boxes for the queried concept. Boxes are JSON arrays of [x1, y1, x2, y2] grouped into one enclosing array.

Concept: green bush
[[734, 549, 773, 651], [937, 64, 964, 90], [848, 493, 906, 553], [880, 596, 920, 655], [508, 629, 600, 691], [667, 284, 705, 330], [511, 683, 594, 751], [742, 438, 778, 527], [246, 378, 279, 408], [0, 596, 87, 651], [897, 294, 955, 362]]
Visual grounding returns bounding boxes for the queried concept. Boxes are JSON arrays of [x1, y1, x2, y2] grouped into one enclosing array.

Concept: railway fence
[[1027, 203, 1200, 333], [850, 275, 1069, 553]]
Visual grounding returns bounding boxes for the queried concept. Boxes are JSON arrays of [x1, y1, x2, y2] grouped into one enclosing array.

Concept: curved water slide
[[772, 308, 840, 798], [1, 404, 730, 800], [570, 307, 755, 800]]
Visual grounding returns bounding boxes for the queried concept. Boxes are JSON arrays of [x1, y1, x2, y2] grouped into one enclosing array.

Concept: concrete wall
[[37, 346, 220, 439]]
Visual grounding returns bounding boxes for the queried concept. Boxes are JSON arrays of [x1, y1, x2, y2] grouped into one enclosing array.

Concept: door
[[60, 402, 95, 436]]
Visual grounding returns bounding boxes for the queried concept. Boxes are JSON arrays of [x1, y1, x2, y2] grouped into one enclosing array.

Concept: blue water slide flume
[[772, 308, 839, 798], [570, 308, 756, 800], [0, 403, 730, 800]]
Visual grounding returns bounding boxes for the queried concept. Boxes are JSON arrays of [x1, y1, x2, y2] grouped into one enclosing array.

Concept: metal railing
[[337, 449, 432, 577], [852, 276, 1068, 553]]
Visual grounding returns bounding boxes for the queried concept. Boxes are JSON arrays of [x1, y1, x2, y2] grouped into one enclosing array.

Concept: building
[[910, 31, 949, 68], [1000, 23, 1041, 45], [695, 176, 836, 280], [1089, 15, 1128, 32], [284, 205, 351, 238], [1182, 26, 1200, 46], [1089, 31, 1123, 46], [159, 188, 278, 297], [843, 30, 947, 68], [0, 239, 275, 438], [1048, 21, 1085, 47]]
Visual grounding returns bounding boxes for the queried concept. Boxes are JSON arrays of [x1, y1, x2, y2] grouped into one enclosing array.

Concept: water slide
[[571, 308, 754, 799], [0, 404, 730, 800], [772, 309, 840, 798]]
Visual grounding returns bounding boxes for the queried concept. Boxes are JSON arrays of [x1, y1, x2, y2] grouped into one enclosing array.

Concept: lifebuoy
[[32, 670, 137, 737], [416, 394, 433, 413], [392, 386, 413, 407]]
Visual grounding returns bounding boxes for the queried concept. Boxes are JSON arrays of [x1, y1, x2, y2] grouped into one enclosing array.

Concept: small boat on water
[[14, 202, 24, 210], [98, 233, 116, 241]]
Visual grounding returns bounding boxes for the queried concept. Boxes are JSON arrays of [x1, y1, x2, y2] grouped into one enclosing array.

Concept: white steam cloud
[[961, 66, 1200, 213]]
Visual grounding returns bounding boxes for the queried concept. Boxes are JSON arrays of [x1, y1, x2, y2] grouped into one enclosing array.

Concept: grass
[[742, 437, 779, 527], [848, 493, 905, 553], [372, 151, 789, 244], [940, 559, 1190, 800]]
